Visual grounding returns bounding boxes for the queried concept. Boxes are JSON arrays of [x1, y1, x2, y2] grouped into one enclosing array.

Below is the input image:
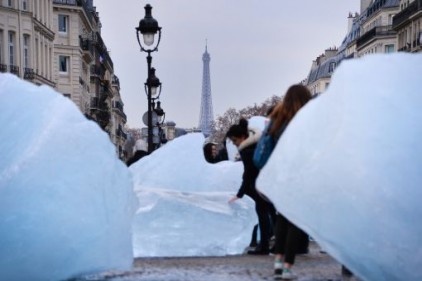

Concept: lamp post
[[136, 4, 161, 153]]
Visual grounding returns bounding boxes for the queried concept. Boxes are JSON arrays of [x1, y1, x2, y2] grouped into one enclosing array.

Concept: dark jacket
[[236, 128, 261, 198], [126, 150, 148, 166]]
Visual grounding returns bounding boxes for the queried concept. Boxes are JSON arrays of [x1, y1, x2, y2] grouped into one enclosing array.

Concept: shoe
[[274, 261, 283, 280], [341, 265, 353, 277], [296, 248, 309, 255], [247, 245, 269, 255], [274, 269, 283, 280], [280, 268, 297, 280]]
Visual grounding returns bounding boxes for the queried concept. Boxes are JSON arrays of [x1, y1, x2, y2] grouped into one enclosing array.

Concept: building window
[[59, 55, 69, 73], [328, 61, 336, 73], [8, 31, 15, 66], [385, 44, 395, 53], [8, 0, 14, 8], [325, 82, 330, 89], [63, 93, 71, 98], [23, 34, 30, 68], [22, 0, 28, 10], [58, 15, 68, 33], [0, 30, 3, 64]]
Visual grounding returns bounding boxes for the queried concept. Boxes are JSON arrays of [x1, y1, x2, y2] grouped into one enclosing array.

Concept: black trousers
[[248, 192, 272, 249], [273, 213, 307, 264]]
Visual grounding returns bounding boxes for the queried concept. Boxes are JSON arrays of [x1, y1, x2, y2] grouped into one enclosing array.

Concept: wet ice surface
[[130, 133, 258, 258], [73, 243, 361, 281]]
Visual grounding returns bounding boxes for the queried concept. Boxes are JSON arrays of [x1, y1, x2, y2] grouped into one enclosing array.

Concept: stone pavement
[[76, 242, 361, 281]]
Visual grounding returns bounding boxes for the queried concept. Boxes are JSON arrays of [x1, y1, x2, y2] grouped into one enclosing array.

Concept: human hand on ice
[[228, 196, 239, 203]]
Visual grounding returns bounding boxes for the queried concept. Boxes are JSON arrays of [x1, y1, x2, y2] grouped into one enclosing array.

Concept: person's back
[[126, 139, 148, 166], [258, 84, 312, 280], [126, 150, 148, 166]]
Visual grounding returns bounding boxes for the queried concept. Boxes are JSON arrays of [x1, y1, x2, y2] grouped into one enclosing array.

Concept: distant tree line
[[124, 95, 282, 152], [210, 95, 282, 143]]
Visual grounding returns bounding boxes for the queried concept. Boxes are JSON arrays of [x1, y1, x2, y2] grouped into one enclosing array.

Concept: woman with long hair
[[266, 84, 312, 280]]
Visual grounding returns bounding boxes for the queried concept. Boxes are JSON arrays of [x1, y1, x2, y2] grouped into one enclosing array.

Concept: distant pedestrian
[[126, 139, 148, 166], [203, 141, 228, 163], [254, 84, 312, 280], [226, 118, 273, 255]]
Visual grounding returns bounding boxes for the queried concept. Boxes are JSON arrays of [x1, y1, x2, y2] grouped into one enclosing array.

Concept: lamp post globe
[[136, 4, 161, 51], [147, 67, 161, 98], [154, 101, 165, 124]]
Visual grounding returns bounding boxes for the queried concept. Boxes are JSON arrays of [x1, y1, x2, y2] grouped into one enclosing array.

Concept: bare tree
[[210, 95, 282, 143]]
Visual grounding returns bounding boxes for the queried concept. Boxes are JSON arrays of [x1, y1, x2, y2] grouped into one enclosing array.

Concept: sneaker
[[341, 265, 353, 277], [274, 262, 283, 280], [247, 245, 270, 255], [274, 269, 283, 280], [280, 268, 297, 280]]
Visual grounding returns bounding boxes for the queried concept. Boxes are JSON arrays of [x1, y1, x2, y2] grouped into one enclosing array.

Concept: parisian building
[[0, 0, 55, 87], [306, 0, 421, 95], [393, 0, 422, 52], [0, 0, 127, 160]]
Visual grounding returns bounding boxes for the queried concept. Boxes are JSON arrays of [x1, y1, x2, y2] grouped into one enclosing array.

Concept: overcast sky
[[94, 1, 360, 129]]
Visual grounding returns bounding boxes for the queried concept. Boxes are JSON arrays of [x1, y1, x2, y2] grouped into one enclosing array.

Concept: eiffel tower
[[198, 43, 214, 137]]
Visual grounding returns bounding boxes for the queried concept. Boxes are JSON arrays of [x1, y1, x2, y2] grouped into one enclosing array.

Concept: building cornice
[[33, 19, 55, 41]]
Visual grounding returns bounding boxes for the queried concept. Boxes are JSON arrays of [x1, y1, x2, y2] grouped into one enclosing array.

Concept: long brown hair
[[268, 84, 312, 136]]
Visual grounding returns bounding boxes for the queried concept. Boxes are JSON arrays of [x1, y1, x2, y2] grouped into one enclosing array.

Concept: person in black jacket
[[226, 118, 272, 255], [126, 139, 149, 166]]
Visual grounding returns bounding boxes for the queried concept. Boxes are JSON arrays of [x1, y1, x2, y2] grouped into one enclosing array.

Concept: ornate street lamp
[[136, 4, 162, 153]]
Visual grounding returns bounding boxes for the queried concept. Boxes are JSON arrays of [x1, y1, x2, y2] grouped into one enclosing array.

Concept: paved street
[[75, 242, 361, 281]]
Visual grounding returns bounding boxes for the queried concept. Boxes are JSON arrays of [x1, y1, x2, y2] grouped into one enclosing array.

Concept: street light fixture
[[136, 4, 162, 153], [136, 4, 161, 50], [154, 101, 165, 125], [145, 67, 161, 99], [154, 101, 167, 147]]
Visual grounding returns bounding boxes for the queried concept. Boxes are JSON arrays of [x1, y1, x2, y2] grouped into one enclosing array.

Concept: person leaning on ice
[[226, 118, 273, 255]]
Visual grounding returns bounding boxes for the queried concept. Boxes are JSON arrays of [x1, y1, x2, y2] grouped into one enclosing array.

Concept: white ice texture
[[257, 53, 422, 281], [130, 133, 258, 257], [0, 74, 136, 281]]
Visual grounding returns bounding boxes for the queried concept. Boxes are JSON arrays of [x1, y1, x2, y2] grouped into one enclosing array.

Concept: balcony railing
[[10, 65, 20, 76], [99, 84, 111, 97], [112, 75, 120, 87], [53, 0, 76, 4], [90, 65, 105, 78], [79, 36, 94, 62], [53, 0, 95, 25], [115, 128, 127, 140], [24, 68, 35, 80], [113, 101, 124, 111], [0, 64, 7, 72], [356, 25, 396, 48], [90, 97, 99, 108], [393, 0, 422, 29]]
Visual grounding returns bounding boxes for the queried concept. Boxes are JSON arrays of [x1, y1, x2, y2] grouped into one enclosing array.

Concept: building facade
[[393, 0, 422, 52], [356, 0, 400, 56], [0, 0, 55, 87], [305, 0, 416, 95], [0, 0, 127, 159]]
